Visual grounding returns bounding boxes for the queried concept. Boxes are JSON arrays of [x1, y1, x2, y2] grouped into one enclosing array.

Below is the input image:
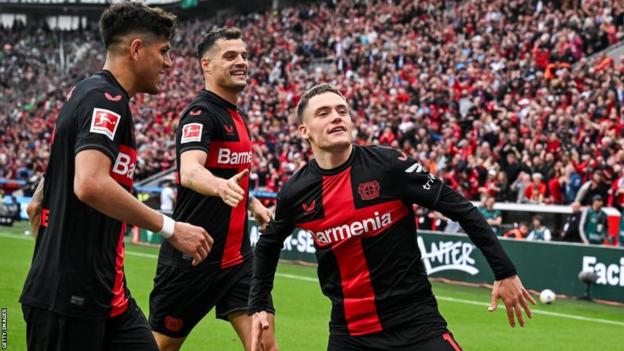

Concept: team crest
[[358, 180, 380, 200], [90, 108, 121, 141], [181, 123, 203, 143]]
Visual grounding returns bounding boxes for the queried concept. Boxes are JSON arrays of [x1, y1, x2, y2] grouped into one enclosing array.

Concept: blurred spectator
[[575, 172, 609, 206], [608, 165, 624, 212], [511, 172, 532, 203], [524, 173, 547, 204], [503, 222, 529, 239], [560, 201, 583, 243], [159, 180, 176, 213], [478, 195, 502, 235], [527, 215, 552, 241], [580, 194, 609, 245], [563, 164, 582, 205]]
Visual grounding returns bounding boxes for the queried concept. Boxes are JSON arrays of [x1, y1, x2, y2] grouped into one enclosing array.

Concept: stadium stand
[[1, 0, 624, 216]]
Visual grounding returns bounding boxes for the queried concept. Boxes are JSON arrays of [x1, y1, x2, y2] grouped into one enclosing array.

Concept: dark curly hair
[[99, 2, 177, 49], [196, 27, 243, 59]]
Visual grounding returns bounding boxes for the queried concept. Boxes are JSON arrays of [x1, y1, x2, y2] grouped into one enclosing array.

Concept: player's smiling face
[[299, 92, 353, 151], [206, 39, 248, 92]]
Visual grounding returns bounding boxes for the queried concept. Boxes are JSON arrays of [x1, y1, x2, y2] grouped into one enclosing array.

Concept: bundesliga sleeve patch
[[90, 108, 121, 141], [181, 123, 203, 144]]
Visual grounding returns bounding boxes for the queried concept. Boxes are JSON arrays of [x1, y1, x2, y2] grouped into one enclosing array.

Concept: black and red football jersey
[[157, 90, 252, 270], [20, 70, 137, 320], [250, 145, 516, 338]]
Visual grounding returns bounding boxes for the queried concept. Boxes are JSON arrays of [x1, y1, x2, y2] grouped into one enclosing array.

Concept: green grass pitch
[[1, 222, 623, 350]]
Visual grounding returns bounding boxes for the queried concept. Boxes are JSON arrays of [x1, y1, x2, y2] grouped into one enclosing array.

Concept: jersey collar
[[311, 145, 357, 176], [99, 70, 130, 100], [201, 89, 238, 111]]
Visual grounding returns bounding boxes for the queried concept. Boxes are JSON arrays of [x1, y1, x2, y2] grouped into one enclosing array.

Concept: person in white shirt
[[526, 215, 552, 241], [160, 180, 176, 213]]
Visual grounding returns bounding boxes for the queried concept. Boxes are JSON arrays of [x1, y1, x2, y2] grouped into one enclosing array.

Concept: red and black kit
[[150, 90, 273, 338], [250, 145, 516, 349], [20, 70, 155, 351]]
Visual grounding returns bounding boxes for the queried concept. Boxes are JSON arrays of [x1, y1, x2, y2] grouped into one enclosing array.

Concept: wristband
[[159, 214, 176, 239]]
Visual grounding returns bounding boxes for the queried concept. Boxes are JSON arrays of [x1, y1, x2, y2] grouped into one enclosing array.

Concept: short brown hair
[[99, 2, 176, 49], [295, 83, 346, 124], [197, 27, 243, 59]]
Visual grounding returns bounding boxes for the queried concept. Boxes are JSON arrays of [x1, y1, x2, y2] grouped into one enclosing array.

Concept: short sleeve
[[74, 90, 127, 162], [177, 107, 216, 155]]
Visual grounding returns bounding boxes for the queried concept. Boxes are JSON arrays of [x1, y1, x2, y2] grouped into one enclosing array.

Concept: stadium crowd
[[2, 0, 624, 218]]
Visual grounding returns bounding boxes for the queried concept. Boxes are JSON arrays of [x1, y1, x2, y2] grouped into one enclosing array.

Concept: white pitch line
[[435, 296, 624, 327], [3, 233, 623, 327]]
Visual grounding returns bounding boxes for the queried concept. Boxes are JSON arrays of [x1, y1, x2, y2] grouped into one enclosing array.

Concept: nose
[[163, 53, 173, 70], [331, 114, 343, 124], [233, 54, 247, 68]]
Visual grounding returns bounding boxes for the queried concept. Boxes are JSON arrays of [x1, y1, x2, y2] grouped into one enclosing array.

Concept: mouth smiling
[[231, 69, 247, 78], [328, 126, 347, 135]]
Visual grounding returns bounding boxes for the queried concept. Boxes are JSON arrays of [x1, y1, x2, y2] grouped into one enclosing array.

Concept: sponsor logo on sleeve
[[224, 124, 235, 135], [90, 108, 121, 141], [302, 200, 316, 213], [181, 123, 203, 144], [104, 92, 122, 101], [405, 162, 425, 173], [189, 109, 202, 116]]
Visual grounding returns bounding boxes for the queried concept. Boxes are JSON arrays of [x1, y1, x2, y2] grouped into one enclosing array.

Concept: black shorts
[[328, 329, 462, 351], [22, 299, 157, 351], [149, 259, 275, 338]]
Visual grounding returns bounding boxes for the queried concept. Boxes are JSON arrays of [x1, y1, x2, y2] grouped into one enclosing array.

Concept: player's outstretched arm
[[180, 150, 247, 208], [75, 149, 213, 265], [26, 176, 45, 240], [390, 150, 535, 327]]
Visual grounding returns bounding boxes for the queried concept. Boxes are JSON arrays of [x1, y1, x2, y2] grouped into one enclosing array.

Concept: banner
[[249, 220, 624, 302]]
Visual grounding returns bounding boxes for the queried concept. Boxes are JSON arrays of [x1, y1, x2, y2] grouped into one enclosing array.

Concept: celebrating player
[[148, 28, 278, 351], [249, 84, 536, 350], [20, 3, 213, 351]]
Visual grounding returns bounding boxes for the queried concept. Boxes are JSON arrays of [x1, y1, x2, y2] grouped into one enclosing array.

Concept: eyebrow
[[222, 49, 247, 56], [313, 103, 349, 115]]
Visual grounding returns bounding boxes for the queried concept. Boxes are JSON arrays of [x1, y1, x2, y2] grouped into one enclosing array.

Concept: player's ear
[[201, 57, 212, 75], [128, 38, 144, 62], [298, 123, 310, 141]]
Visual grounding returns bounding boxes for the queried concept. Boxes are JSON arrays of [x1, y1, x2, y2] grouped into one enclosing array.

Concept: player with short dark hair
[[20, 3, 213, 351], [249, 83, 536, 351], [148, 27, 278, 351]]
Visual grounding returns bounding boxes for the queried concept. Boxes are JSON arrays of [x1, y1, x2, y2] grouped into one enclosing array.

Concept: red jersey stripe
[[324, 169, 382, 335], [110, 223, 128, 317], [443, 332, 463, 351], [220, 109, 251, 268]]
